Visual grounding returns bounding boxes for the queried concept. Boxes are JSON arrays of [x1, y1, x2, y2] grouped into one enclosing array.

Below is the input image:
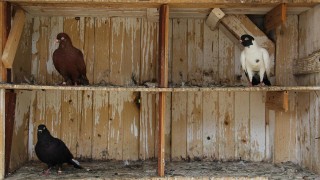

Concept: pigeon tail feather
[[70, 159, 83, 169]]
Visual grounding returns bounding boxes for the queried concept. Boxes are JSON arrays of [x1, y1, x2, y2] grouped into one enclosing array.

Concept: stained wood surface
[[1, 9, 25, 68], [9, 6, 320, 172]]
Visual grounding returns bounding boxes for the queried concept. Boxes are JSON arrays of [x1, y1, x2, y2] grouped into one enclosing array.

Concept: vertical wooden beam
[[0, 2, 9, 178], [158, 4, 169, 177]]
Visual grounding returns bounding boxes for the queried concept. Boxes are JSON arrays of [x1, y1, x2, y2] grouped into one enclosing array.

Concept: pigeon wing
[[261, 48, 270, 78], [240, 50, 247, 73]]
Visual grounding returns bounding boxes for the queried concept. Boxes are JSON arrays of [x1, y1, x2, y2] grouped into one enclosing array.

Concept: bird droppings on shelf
[[6, 160, 320, 179]]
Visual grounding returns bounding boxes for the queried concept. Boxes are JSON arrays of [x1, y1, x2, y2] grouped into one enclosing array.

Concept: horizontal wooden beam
[[265, 3, 287, 32], [293, 49, 320, 75], [1, 8, 26, 69], [266, 91, 288, 112], [0, 84, 319, 92]]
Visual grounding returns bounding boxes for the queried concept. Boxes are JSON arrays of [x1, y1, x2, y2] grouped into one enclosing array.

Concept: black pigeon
[[53, 32, 89, 85], [35, 124, 83, 175]]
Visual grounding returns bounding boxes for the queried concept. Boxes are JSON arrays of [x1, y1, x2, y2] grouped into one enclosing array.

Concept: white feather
[[240, 40, 270, 83], [72, 159, 80, 166]]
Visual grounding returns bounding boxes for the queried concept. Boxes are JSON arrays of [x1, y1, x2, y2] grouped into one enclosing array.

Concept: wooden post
[[158, 4, 169, 177], [0, 2, 9, 179]]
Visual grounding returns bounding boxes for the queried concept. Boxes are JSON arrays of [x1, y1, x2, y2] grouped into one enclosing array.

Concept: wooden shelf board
[[0, 83, 319, 92]]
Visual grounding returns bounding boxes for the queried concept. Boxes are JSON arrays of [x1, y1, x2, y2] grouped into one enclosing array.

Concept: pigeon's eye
[[245, 37, 249, 40], [61, 37, 65, 40]]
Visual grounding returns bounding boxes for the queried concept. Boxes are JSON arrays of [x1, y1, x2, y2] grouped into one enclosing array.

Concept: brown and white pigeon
[[240, 34, 271, 86], [35, 124, 83, 175], [53, 32, 89, 85]]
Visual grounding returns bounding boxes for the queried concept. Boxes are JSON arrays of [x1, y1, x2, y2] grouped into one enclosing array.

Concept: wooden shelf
[[0, 83, 319, 92]]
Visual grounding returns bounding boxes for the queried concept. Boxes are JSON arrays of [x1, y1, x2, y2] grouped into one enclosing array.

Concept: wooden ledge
[[0, 83, 320, 92]]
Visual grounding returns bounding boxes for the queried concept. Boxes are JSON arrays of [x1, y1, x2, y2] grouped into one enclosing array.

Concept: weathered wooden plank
[[139, 18, 158, 160], [108, 18, 125, 158], [234, 92, 250, 161], [273, 15, 299, 164], [110, 18, 125, 85], [311, 91, 320, 173], [9, 91, 31, 171], [1, 9, 25, 69], [187, 92, 203, 159], [218, 92, 235, 160], [140, 19, 158, 84], [187, 18, 203, 86], [264, 3, 287, 32], [297, 93, 311, 168], [0, 89, 4, 178], [121, 18, 141, 161], [44, 90, 61, 141], [203, 23, 219, 85], [202, 92, 219, 160], [77, 17, 95, 159], [172, 18, 187, 86], [92, 91, 109, 160], [186, 18, 203, 160], [250, 92, 266, 161], [171, 17, 187, 161], [273, 93, 300, 163], [140, 92, 156, 159], [218, 28, 235, 85], [276, 15, 298, 86], [171, 92, 187, 160], [92, 17, 110, 160]]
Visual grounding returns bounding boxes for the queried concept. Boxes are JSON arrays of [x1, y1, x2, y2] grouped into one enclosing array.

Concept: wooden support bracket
[[293, 49, 320, 75], [266, 91, 288, 112], [265, 3, 287, 32], [1, 8, 25, 69], [205, 8, 225, 31], [158, 4, 169, 177]]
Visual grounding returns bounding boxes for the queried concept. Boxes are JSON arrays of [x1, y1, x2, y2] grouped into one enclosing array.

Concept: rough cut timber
[[158, 4, 169, 177], [205, 8, 225, 30], [265, 3, 287, 32], [220, 14, 275, 77], [1, 9, 25, 69], [147, 8, 159, 22], [293, 49, 320, 75], [0, 2, 8, 179], [266, 91, 288, 112]]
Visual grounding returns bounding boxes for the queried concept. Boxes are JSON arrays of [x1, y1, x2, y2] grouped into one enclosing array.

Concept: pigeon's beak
[[55, 39, 60, 44], [38, 130, 42, 133]]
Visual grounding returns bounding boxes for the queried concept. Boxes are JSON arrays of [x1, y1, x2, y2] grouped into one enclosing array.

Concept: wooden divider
[[158, 4, 169, 177]]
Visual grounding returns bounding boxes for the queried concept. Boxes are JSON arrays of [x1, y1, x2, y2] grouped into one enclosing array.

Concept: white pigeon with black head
[[240, 34, 271, 86]]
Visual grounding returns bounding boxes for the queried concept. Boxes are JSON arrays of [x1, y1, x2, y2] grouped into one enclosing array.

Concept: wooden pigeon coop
[[0, 0, 320, 179]]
